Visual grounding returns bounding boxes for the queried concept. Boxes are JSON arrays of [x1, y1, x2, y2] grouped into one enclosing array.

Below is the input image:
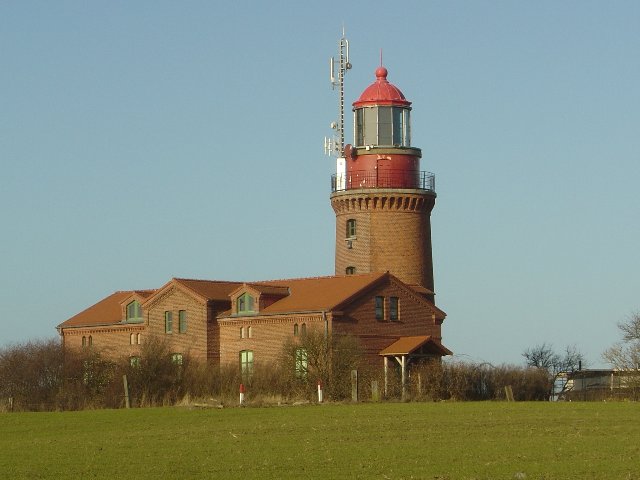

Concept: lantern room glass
[[354, 106, 410, 147]]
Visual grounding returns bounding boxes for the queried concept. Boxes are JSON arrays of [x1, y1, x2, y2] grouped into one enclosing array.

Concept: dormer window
[[237, 293, 255, 315], [126, 301, 143, 323]]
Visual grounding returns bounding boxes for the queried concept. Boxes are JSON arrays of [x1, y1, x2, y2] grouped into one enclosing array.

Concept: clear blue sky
[[1, 1, 638, 367]]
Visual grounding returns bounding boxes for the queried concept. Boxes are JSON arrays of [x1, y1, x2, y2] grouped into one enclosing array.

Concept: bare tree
[[603, 311, 640, 370], [523, 343, 558, 372], [523, 343, 586, 400], [523, 343, 585, 375], [281, 330, 361, 400]]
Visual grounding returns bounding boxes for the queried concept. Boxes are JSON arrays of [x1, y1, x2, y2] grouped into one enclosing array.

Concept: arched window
[[88, 335, 93, 346], [346, 266, 356, 275], [240, 327, 245, 339], [82, 336, 86, 347], [247, 326, 252, 339], [301, 323, 307, 337], [130, 333, 135, 345], [293, 323, 299, 336], [137, 333, 142, 345]]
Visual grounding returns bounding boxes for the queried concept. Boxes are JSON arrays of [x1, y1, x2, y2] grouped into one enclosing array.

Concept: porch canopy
[[379, 335, 452, 397]]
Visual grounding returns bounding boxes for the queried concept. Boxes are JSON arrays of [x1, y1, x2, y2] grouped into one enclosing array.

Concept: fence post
[[122, 375, 130, 409], [351, 369, 358, 402], [371, 380, 379, 402], [504, 385, 514, 402], [317, 380, 323, 403]]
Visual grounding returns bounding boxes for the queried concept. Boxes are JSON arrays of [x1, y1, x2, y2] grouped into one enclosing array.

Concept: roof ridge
[[252, 272, 382, 284], [173, 278, 244, 284]]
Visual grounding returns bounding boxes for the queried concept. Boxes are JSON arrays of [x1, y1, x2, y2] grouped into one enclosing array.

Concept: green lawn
[[1, 402, 639, 479]]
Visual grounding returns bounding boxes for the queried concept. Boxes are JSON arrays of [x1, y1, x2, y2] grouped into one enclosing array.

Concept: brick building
[[57, 62, 451, 374]]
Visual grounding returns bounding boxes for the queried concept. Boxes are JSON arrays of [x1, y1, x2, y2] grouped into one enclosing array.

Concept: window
[[179, 310, 187, 333], [295, 348, 308, 378], [130, 356, 140, 368], [240, 326, 245, 339], [137, 333, 141, 345], [165, 311, 173, 334], [130, 333, 136, 345], [240, 350, 254, 379], [390, 297, 399, 321], [375, 296, 385, 320], [247, 326, 252, 339], [82, 336, 86, 347], [293, 323, 299, 336], [171, 353, 183, 366], [88, 335, 93, 347], [354, 106, 410, 147], [346, 219, 356, 238], [126, 301, 143, 323], [346, 266, 356, 275], [378, 106, 393, 145], [237, 293, 255, 315], [301, 323, 307, 337]]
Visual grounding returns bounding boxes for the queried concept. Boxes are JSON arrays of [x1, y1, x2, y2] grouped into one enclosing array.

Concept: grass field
[[1, 402, 639, 479]]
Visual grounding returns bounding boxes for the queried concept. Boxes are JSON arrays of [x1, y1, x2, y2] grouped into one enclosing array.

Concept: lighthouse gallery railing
[[331, 170, 435, 193]]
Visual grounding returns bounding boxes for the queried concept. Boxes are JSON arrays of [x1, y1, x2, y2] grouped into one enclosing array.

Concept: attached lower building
[[57, 272, 450, 370]]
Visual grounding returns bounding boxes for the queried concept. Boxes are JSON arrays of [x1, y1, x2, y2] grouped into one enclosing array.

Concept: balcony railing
[[331, 170, 435, 193]]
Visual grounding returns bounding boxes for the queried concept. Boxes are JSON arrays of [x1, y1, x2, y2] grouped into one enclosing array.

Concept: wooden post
[[417, 373, 422, 397], [504, 385, 514, 402], [401, 355, 407, 401], [8, 397, 14, 412], [123, 374, 130, 409], [371, 380, 379, 402], [351, 369, 358, 402], [383, 357, 388, 398]]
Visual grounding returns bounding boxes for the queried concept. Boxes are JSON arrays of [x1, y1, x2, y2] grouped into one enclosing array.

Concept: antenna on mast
[[324, 29, 351, 158]]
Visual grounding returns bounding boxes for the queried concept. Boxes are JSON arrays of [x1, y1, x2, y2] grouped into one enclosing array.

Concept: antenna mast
[[325, 29, 351, 157]]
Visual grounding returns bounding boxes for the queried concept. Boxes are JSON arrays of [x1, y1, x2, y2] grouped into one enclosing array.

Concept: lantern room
[[353, 66, 412, 148]]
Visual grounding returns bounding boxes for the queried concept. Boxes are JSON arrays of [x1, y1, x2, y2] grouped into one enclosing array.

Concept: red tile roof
[[249, 272, 387, 314], [57, 290, 153, 329], [379, 335, 452, 356], [173, 278, 243, 302]]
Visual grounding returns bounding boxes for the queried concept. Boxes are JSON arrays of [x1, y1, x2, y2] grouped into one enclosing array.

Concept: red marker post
[[239, 383, 245, 406], [317, 380, 323, 403]]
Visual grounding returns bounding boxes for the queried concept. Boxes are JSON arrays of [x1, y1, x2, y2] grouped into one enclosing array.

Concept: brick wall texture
[[331, 188, 436, 292]]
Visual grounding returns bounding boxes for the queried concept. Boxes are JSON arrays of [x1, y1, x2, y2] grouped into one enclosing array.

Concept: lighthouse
[[330, 65, 437, 297]]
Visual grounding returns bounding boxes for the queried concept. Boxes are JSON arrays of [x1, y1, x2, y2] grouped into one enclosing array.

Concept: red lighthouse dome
[[353, 66, 411, 108]]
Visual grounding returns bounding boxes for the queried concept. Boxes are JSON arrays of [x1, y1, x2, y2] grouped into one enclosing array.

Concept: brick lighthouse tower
[[330, 63, 437, 295]]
